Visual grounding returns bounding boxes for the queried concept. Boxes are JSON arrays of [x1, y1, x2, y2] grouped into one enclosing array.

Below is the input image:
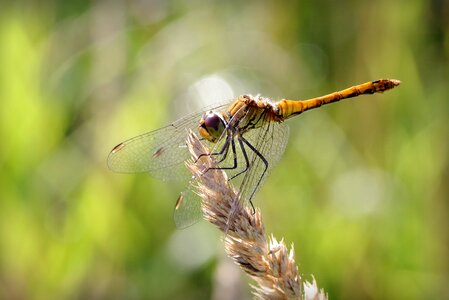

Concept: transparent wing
[[107, 100, 289, 228], [107, 102, 231, 181], [173, 188, 203, 229]]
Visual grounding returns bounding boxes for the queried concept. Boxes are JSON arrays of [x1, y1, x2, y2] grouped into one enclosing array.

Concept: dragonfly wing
[[173, 188, 203, 228], [107, 102, 230, 181]]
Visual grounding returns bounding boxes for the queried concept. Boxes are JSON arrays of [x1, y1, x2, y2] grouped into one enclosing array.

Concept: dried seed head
[[186, 131, 327, 300]]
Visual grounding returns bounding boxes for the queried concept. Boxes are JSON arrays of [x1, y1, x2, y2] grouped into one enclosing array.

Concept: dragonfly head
[[198, 111, 226, 143]]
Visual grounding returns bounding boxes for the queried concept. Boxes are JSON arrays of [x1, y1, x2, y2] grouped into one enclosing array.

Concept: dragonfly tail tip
[[390, 79, 401, 86]]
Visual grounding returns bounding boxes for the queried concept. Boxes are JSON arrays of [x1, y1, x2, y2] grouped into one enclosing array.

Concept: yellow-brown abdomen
[[277, 79, 400, 120]]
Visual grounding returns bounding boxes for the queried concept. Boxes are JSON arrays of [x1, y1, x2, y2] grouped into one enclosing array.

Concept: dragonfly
[[108, 79, 400, 228]]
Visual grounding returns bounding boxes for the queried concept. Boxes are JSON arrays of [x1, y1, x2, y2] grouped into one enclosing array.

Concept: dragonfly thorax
[[198, 111, 227, 143]]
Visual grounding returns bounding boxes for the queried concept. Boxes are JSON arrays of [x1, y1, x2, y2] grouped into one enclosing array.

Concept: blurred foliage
[[0, 0, 448, 299]]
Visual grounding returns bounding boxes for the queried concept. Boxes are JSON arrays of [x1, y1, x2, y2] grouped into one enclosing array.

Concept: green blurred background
[[1, 0, 448, 299]]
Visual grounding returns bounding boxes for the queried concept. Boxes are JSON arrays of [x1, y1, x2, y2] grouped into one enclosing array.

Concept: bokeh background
[[1, 0, 448, 299]]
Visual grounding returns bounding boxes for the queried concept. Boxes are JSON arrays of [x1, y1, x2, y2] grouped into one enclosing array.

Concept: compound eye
[[198, 112, 226, 142], [204, 113, 222, 131]]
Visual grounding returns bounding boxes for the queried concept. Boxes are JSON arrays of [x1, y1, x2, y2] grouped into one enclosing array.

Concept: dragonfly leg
[[228, 137, 250, 181], [195, 134, 231, 163], [240, 136, 269, 204], [249, 198, 255, 214], [205, 138, 238, 171], [212, 137, 232, 165]]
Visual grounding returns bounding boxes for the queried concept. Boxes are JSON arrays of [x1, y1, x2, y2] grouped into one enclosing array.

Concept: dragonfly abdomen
[[275, 79, 400, 120]]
